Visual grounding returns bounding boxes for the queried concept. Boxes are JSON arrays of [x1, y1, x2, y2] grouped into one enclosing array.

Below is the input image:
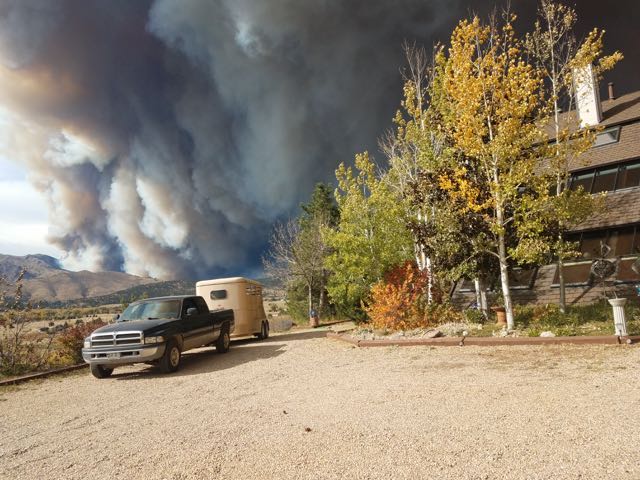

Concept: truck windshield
[[119, 300, 181, 321]]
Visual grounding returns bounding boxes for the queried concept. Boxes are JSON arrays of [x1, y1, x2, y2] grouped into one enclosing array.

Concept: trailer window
[[210, 290, 227, 300]]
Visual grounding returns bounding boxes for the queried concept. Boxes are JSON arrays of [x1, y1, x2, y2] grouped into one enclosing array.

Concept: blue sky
[[0, 154, 63, 257]]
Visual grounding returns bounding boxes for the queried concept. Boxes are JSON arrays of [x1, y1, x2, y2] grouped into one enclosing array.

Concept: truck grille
[[90, 331, 143, 347]]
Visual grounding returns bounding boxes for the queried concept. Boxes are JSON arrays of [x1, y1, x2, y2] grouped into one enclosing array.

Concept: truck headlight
[[144, 336, 165, 344], [83, 338, 91, 349]]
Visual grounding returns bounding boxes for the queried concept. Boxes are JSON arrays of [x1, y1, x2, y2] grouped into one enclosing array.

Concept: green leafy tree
[[300, 183, 340, 316], [325, 152, 413, 319], [263, 183, 339, 321], [381, 44, 442, 302]]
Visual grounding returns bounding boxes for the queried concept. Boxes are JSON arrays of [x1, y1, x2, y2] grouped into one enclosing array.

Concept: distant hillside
[[0, 254, 280, 306], [0, 254, 160, 303], [0, 254, 62, 281], [70, 280, 195, 307]]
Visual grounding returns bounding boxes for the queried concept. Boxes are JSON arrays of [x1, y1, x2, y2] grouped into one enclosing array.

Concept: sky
[[0, 0, 638, 279]]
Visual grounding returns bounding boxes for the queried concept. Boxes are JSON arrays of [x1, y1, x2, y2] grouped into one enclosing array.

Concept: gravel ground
[[1, 330, 639, 480]]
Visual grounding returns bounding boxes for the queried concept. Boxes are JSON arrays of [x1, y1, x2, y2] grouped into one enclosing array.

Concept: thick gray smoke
[[0, 0, 634, 279]]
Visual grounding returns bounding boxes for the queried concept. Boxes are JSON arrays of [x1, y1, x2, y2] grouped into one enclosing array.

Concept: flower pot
[[491, 306, 507, 326], [309, 316, 320, 328]]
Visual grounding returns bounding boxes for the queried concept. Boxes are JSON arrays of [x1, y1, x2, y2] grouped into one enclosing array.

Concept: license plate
[[107, 353, 120, 359]]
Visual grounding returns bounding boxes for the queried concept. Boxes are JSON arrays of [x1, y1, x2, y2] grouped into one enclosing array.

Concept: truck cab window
[[182, 299, 197, 316], [195, 297, 210, 314]]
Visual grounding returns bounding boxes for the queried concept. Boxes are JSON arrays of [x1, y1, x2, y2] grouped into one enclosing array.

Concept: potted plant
[[491, 294, 507, 326]]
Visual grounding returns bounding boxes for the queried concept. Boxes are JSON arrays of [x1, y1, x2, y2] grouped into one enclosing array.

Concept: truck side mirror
[[186, 307, 198, 316], [113, 314, 120, 322]]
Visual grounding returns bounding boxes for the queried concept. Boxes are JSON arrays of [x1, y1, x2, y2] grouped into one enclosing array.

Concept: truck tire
[[90, 364, 114, 379], [159, 340, 181, 373], [216, 326, 231, 354], [264, 321, 269, 339]]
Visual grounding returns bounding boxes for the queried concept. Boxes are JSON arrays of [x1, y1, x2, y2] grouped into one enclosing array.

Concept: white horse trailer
[[196, 277, 269, 339]]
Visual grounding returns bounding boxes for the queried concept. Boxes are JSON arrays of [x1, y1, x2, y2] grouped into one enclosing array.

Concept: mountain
[[0, 254, 160, 303], [73, 280, 195, 307], [0, 254, 62, 280]]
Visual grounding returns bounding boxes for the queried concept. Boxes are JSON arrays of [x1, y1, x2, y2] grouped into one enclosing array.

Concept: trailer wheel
[[257, 321, 268, 340], [159, 340, 181, 373], [216, 326, 231, 354], [264, 321, 269, 339], [90, 364, 114, 379]]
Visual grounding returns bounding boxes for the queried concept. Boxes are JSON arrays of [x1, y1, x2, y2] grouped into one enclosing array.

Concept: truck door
[[182, 298, 212, 348], [195, 296, 219, 339]]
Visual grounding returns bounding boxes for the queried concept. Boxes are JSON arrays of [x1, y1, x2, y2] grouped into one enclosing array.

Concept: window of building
[[457, 268, 537, 292], [607, 227, 635, 256], [569, 159, 640, 194], [615, 258, 640, 283], [568, 224, 640, 260], [592, 166, 618, 193], [552, 261, 593, 286], [570, 171, 594, 192], [509, 268, 537, 289], [457, 278, 476, 292], [615, 161, 640, 190], [579, 230, 608, 259], [593, 126, 621, 147]]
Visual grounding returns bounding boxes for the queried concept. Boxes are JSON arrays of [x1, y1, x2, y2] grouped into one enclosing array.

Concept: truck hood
[[92, 318, 176, 334]]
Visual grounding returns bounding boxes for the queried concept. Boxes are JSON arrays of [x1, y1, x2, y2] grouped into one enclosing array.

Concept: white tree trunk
[[497, 230, 514, 329], [414, 210, 432, 304], [474, 277, 489, 318], [318, 277, 326, 318]]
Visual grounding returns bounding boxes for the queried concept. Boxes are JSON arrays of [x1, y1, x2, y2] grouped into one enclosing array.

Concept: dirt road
[[1, 331, 638, 479]]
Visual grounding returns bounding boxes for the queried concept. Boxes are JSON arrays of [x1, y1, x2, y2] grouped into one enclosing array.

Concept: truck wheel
[[216, 327, 231, 354], [159, 340, 181, 373], [90, 364, 114, 379]]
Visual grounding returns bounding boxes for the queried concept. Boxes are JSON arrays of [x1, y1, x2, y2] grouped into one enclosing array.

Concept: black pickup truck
[[82, 295, 234, 378]]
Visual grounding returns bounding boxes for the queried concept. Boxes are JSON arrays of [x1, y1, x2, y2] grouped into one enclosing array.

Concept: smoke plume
[[0, 0, 635, 278]]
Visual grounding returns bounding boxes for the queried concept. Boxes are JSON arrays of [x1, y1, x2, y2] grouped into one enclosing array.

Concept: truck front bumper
[[82, 343, 166, 366]]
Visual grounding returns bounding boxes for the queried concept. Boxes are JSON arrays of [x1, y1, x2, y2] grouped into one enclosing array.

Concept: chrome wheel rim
[[170, 347, 180, 367]]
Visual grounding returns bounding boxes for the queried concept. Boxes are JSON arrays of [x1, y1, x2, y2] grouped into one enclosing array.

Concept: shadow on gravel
[[110, 330, 326, 380], [237, 330, 328, 345]]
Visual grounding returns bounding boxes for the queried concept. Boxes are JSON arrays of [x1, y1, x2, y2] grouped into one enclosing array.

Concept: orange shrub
[[366, 262, 463, 331], [366, 262, 429, 330]]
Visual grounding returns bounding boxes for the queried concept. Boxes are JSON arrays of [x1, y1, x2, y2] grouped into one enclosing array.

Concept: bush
[[515, 302, 613, 329], [57, 319, 106, 364], [462, 307, 486, 324], [366, 262, 426, 330], [0, 271, 56, 376], [515, 300, 640, 335], [366, 262, 463, 331]]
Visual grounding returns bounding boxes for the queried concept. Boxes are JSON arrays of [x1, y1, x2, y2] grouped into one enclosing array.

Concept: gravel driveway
[[1, 330, 639, 480]]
